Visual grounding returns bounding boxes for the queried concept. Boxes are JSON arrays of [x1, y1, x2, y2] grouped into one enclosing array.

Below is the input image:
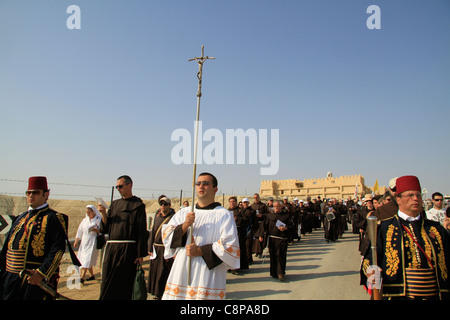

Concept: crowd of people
[[1, 174, 449, 300]]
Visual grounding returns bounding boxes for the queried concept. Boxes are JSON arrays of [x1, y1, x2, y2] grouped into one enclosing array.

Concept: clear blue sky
[[1, 0, 449, 200]]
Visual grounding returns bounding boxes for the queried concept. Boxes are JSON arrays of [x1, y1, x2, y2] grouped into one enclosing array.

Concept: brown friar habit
[[241, 206, 257, 264], [265, 210, 292, 278], [373, 200, 398, 221], [251, 202, 269, 256], [99, 196, 148, 300], [229, 206, 249, 270], [323, 204, 339, 242], [147, 208, 175, 299]]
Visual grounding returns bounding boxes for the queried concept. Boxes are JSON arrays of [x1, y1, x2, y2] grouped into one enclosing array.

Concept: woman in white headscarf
[[74, 205, 102, 283]]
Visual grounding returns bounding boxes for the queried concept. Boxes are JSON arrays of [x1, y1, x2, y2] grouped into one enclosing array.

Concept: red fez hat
[[27, 176, 48, 191], [396, 175, 421, 195]]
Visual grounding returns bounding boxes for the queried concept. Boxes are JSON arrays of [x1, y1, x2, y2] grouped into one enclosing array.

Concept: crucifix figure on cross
[[188, 45, 215, 98]]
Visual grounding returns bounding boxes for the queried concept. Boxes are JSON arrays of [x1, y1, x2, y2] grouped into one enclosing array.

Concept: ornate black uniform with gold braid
[[361, 214, 450, 300], [0, 204, 67, 300]]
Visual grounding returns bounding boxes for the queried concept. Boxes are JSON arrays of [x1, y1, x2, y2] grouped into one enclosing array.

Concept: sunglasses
[[400, 193, 422, 199], [115, 184, 128, 190], [159, 202, 169, 206], [434, 199, 443, 202], [26, 190, 42, 196], [195, 181, 211, 186]]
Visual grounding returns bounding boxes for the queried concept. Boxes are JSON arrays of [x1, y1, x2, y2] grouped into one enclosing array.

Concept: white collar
[[397, 210, 421, 222], [28, 203, 49, 211]]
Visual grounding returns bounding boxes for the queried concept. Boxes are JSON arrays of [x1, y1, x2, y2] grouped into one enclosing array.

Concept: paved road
[[225, 226, 369, 300], [57, 224, 369, 300]]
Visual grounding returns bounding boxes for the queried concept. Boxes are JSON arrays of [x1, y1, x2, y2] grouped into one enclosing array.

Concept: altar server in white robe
[[74, 205, 102, 283], [161, 172, 240, 300]]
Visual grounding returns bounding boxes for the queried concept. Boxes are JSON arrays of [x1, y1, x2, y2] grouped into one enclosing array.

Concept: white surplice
[[161, 205, 240, 300]]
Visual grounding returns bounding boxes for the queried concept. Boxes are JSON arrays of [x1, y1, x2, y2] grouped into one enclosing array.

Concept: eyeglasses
[[195, 181, 211, 186], [26, 190, 42, 196], [399, 193, 422, 199], [159, 202, 169, 206], [115, 184, 128, 190]]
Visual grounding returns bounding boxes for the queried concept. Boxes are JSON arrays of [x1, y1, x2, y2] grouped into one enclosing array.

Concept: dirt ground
[[57, 253, 152, 300]]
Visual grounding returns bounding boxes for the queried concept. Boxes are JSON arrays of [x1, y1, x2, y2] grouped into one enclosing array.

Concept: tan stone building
[[259, 172, 386, 200]]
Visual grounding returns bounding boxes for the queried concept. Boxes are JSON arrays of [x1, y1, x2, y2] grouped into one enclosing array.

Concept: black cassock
[[99, 196, 148, 300]]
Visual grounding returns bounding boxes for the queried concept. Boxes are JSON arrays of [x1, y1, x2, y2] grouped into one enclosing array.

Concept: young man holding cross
[[161, 172, 240, 300]]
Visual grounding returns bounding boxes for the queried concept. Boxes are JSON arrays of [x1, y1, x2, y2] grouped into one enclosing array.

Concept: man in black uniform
[[361, 176, 450, 300], [0, 176, 69, 300]]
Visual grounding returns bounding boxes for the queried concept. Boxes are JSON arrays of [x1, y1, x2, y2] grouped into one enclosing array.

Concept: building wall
[[260, 174, 386, 200]]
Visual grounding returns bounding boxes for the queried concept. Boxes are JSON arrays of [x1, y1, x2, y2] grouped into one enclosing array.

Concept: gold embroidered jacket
[[0, 205, 67, 281], [361, 215, 450, 299]]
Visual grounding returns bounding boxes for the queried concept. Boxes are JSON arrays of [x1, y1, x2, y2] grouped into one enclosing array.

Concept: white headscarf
[[86, 205, 102, 220]]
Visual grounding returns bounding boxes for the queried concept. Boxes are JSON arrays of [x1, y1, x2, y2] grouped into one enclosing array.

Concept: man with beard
[[147, 195, 175, 300], [265, 201, 292, 281]]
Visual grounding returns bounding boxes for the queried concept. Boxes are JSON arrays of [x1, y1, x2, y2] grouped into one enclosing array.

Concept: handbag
[[96, 234, 106, 249], [132, 264, 147, 300]]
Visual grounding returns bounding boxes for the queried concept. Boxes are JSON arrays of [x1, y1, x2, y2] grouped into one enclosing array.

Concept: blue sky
[[1, 0, 449, 200]]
